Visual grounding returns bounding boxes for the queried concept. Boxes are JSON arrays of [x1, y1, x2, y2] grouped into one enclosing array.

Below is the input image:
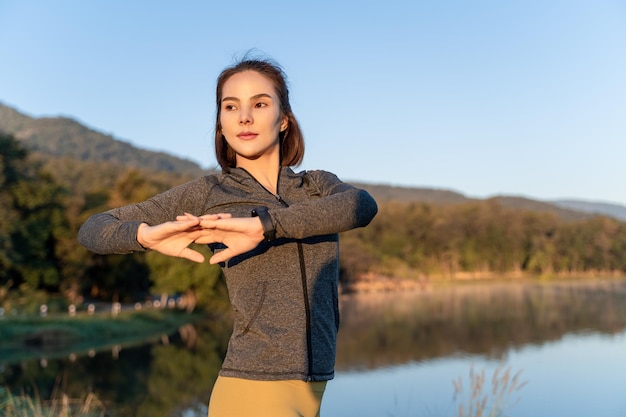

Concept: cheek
[[220, 113, 235, 132]]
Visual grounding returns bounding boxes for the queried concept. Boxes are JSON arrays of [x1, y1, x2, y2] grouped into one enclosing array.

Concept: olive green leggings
[[208, 376, 327, 417]]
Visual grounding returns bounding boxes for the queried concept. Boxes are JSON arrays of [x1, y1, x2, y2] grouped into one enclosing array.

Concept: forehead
[[222, 70, 278, 98]]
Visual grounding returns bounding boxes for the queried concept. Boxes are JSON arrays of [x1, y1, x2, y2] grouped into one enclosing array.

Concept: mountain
[[2, 102, 625, 222], [355, 185, 599, 222], [488, 196, 595, 222], [0, 102, 208, 176], [353, 183, 471, 205], [552, 200, 626, 222]]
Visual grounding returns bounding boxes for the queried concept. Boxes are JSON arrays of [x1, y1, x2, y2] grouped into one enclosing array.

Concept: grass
[[452, 364, 527, 417], [0, 385, 107, 417], [0, 308, 203, 364], [1, 308, 206, 416], [385, 363, 528, 417], [1, 308, 199, 342]]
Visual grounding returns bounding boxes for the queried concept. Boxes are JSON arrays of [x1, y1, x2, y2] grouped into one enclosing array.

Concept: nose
[[239, 108, 252, 125]]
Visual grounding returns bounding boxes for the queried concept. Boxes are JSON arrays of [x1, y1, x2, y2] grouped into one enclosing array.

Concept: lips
[[237, 132, 258, 140]]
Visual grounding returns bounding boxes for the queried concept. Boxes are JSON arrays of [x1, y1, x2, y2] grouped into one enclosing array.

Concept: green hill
[[0, 102, 207, 176]]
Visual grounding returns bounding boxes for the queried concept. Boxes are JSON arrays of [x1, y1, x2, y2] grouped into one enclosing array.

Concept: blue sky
[[1, 1, 625, 205]]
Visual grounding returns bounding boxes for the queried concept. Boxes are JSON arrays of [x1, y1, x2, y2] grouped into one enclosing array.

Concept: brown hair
[[214, 57, 305, 172]]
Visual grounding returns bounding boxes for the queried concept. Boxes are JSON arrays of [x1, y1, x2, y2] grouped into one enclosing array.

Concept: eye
[[254, 102, 268, 108], [223, 104, 237, 111]]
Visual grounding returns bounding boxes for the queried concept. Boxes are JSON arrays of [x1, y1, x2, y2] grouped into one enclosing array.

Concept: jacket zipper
[[241, 168, 315, 381], [237, 167, 286, 205]]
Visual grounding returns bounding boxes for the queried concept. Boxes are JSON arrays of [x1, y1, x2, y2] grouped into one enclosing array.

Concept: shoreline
[[340, 270, 626, 294], [0, 309, 202, 364]]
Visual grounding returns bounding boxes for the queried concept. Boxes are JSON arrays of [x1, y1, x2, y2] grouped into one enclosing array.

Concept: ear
[[280, 117, 289, 132]]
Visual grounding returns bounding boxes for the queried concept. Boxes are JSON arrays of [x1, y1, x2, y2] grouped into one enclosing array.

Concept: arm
[[77, 177, 213, 260], [270, 170, 378, 239]]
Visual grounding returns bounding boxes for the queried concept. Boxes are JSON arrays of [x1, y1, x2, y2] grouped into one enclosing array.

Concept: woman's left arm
[[271, 170, 378, 239]]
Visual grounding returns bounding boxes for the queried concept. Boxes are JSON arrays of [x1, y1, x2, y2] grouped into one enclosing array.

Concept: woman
[[78, 56, 378, 416]]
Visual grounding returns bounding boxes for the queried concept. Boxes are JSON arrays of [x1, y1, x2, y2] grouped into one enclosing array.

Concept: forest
[[2, 132, 626, 314]]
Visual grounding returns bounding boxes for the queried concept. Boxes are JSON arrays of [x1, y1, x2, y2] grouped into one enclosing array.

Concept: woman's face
[[219, 70, 288, 167]]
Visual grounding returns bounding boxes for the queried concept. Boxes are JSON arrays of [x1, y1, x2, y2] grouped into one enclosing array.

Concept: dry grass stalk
[[453, 363, 527, 417], [0, 385, 106, 417]]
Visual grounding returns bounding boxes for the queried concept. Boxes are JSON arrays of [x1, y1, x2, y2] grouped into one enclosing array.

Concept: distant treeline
[[2, 134, 626, 311], [340, 198, 626, 280]]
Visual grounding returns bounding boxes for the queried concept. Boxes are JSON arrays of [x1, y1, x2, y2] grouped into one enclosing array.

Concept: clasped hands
[[136, 212, 265, 264]]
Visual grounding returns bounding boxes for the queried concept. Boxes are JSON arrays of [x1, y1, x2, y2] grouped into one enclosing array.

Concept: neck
[[236, 154, 281, 195]]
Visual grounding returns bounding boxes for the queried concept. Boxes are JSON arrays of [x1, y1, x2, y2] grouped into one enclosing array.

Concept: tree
[[145, 248, 226, 312], [0, 134, 67, 291]]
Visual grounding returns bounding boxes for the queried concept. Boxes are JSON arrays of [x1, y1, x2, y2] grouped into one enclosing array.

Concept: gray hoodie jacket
[[78, 167, 378, 382]]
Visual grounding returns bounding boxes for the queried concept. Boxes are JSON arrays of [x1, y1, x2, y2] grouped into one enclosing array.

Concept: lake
[[2, 278, 626, 416], [325, 278, 626, 417]]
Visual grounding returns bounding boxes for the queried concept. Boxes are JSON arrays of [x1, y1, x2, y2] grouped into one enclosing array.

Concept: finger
[[209, 249, 233, 265], [180, 247, 205, 263], [199, 213, 222, 220], [196, 218, 229, 231], [199, 217, 242, 231], [197, 215, 215, 225], [198, 213, 233, 225], [186, 229, 206, 241], [177, 213, 201, 222], [193, 232, 225, 245], [172, 218, 204, 231]]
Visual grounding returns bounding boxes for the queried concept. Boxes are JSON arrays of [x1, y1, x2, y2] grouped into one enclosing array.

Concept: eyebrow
[[221, 93, 274, 103]]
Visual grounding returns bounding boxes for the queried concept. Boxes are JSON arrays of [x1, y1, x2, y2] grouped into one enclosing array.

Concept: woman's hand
[[136, 213, 230, 263], [184, 214, 265, 265], [137, 212, 264, 264]]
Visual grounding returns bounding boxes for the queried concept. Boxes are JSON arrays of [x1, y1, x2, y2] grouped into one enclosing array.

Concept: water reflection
[[336, 278, 626, 370], [2, 278, 625, 416], [0, 318, 232, 417]]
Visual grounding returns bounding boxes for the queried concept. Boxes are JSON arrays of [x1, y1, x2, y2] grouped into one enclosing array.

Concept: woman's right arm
[[78, 177, 212, 260], [78, 211, 148, 255]]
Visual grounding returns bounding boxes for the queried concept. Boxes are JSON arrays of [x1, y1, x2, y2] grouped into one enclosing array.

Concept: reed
[[0, 385, 107, 417], [452, 364, 527, 417]]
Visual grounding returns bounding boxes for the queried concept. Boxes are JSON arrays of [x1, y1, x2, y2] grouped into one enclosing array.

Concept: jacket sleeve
[[271, 170, 378, 239], [78, 177, 210, 254]]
